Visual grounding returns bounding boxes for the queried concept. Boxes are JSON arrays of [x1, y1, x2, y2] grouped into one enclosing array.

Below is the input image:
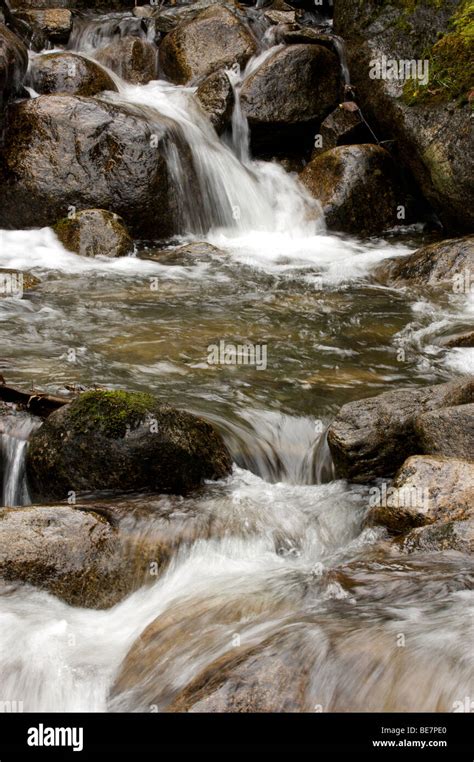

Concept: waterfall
[[0, 413, 40, 507]]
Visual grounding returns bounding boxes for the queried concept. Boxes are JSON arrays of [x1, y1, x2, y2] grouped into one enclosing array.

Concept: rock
[[439, 331, 474, 349], [148, 1, 236, 35], [401, 519, 474, 554], [311, 104, 372, 159], [0, 22, 27, 109], [0, 94, 187, 238], [14, 8, 72, 48], [0, 269, 39, 296], [264, 10, 296, 25], [373, 236, 474, 287], [26, 389, 232, 501], [9, 1, 74, 8], [333, 1, 474, 232], [327, 378, 474, 483], [414, 404, 474, 462], [159, 6, 257, 85], [300, 144, 400, 236], [196, 68, 234, 134], [240, 43, 340, 154], [0, 504, 150, 608], [28, 52, 117, 96], [94, 36, 158, 85], [54, 209, 133, 258], [366, 455, 474, 535]]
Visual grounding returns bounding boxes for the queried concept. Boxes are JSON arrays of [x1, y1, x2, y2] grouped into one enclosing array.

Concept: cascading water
[[0, 413, 40, 507], [0, 7, 472, 717]]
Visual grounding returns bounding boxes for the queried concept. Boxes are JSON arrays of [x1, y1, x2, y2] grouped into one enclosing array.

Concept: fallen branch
[[0, 382, 72, 418]]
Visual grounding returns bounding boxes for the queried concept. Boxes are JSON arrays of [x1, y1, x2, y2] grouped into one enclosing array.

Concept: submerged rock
[[240, 43, 340, 154], [196, 68, 234, 134], [366, 455, 474, 535], [327, 378, 474, 483], [28, 52, 117, 96], [0, 269, 39, 295], [439, 331, 474, 349], [374, 236, 474, 287], [414, 404, 474, 462], [26, 389, 232, 501], [0, 504, 150, 608], [300, 144, 400, 236], [0, 94, 184, 238], [94, 36, 158, 85], [333, 0, 474, 232], [0, 22, 28, 108], [159, 6, 257, 85], [54, 209, 133, 258]]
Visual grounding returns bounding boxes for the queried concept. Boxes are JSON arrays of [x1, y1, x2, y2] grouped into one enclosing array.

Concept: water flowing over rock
[[240, 43, 340, 154], [333, 0, 474, 232], [54, 209, 133, 258], [159, 6, 257, 85], [0, 22, 27, 109], [26, 389, 232, 501], [327, 378, 474, 483], [300, 144, 400, 235], [94, 36, 158, 85], [374, 236, 474, 287], [28, 52, 118, 96], [0, 94, 182, 238]]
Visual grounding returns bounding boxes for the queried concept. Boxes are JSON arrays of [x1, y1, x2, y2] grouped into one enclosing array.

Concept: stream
[[0, 9, 472, 713]]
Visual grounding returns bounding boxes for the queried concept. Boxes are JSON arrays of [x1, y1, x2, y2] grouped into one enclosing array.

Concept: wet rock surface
[[374, 236, 474, 287], [28, 52, 117, 96], [54, 209, 133, 258], [327, 378, 474, 483]]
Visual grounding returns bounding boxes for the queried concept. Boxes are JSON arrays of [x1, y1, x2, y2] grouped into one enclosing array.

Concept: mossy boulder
[[333, 0, 474, 232], [28, 52, 117, 96], [159, 6, 257, 85], [0, 94, 187, 238], [26, 390, 232, 501], [300, 144, 401, 236], [54, 209, 133, 258], [94, 36, 158, 85]]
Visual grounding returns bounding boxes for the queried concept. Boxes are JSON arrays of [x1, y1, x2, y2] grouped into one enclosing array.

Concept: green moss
[[68, 389, 157, 438], [403, 0, 474, 104]]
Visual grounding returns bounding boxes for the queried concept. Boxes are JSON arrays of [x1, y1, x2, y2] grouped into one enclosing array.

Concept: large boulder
[[0, 94, 185, 238], [0, 504, 150, 608], [300, 144, 400, 236], [374, 236, 474, 287], [54, 209, 133, 258], [0, 22, 27, 109], [366, 455, 474, 535], [327, 378, 474, 483], [196, 68, 234, 134], [310, 103, 372, 159], [414, 404, 474, 462], [159, 6, 257, 85], [28, 52, 117, 96], [240, 43, 340, 154], [94, 36, 158, 85], [333, 0, 474, 232], [26, 389, 232, 501], [13, 8, 72, 49]]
